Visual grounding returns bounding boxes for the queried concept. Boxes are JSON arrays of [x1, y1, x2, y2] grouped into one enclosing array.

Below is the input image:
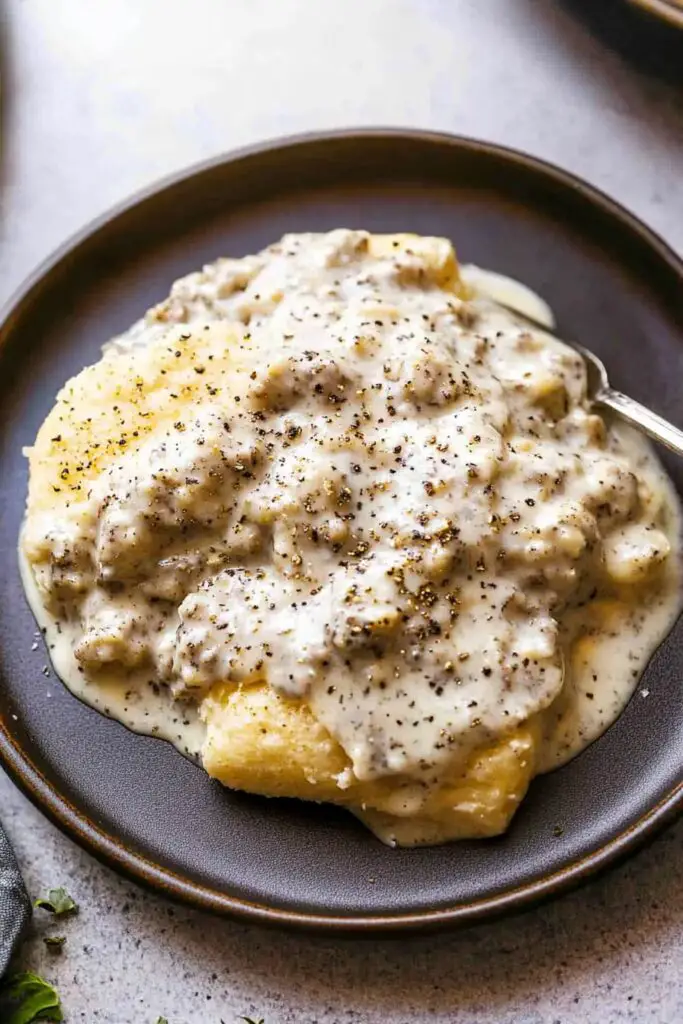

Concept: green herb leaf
[[43, 936, 66, 953], [155, 1018, 169, 1024], [0, 971, 64, 1023], [240, 1018, 265, 1024], [33, 888, 77, 916]]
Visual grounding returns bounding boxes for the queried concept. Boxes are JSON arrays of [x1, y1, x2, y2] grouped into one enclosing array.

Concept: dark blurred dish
[[629, 0, 683, 28]]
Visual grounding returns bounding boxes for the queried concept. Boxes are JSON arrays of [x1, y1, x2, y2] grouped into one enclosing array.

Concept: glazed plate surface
[[1, 130, 682, 933]]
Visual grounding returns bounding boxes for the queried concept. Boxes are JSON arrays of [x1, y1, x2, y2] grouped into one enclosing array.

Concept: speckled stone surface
[[1, 1, 682, 1021]]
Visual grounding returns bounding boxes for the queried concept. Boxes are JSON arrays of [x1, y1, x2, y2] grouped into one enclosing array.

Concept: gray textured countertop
[[1, 2, 682, 1021]]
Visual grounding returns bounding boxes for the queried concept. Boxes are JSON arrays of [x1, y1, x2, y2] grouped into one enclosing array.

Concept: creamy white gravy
[[21, 230, 682, 838]]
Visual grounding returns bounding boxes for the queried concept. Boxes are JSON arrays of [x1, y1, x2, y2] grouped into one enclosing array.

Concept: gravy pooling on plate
[[21, 230, 682, 846]]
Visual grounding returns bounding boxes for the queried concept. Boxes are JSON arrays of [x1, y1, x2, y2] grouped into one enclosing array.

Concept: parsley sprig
[[33, 888, 78, 917], [0, 971, 63, 1023]]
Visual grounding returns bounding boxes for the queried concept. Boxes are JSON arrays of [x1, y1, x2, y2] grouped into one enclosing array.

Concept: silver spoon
[[493, 300, 683, 457], [567, 340, 683, 456]]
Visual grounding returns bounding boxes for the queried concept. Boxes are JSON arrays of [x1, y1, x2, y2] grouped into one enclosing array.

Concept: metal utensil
[[494, 300, 683, 457]]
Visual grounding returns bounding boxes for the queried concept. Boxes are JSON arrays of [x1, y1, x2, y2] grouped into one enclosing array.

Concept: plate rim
[[2, 127, 683, 934], [628, 0, 683, 29]]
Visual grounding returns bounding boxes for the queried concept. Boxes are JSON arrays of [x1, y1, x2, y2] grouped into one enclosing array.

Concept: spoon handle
[[597, 388, 683, 457]]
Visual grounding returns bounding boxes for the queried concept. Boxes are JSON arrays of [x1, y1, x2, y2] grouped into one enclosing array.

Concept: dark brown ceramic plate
[[628, 0, 683, 28], [1, 130, 683, 934]]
